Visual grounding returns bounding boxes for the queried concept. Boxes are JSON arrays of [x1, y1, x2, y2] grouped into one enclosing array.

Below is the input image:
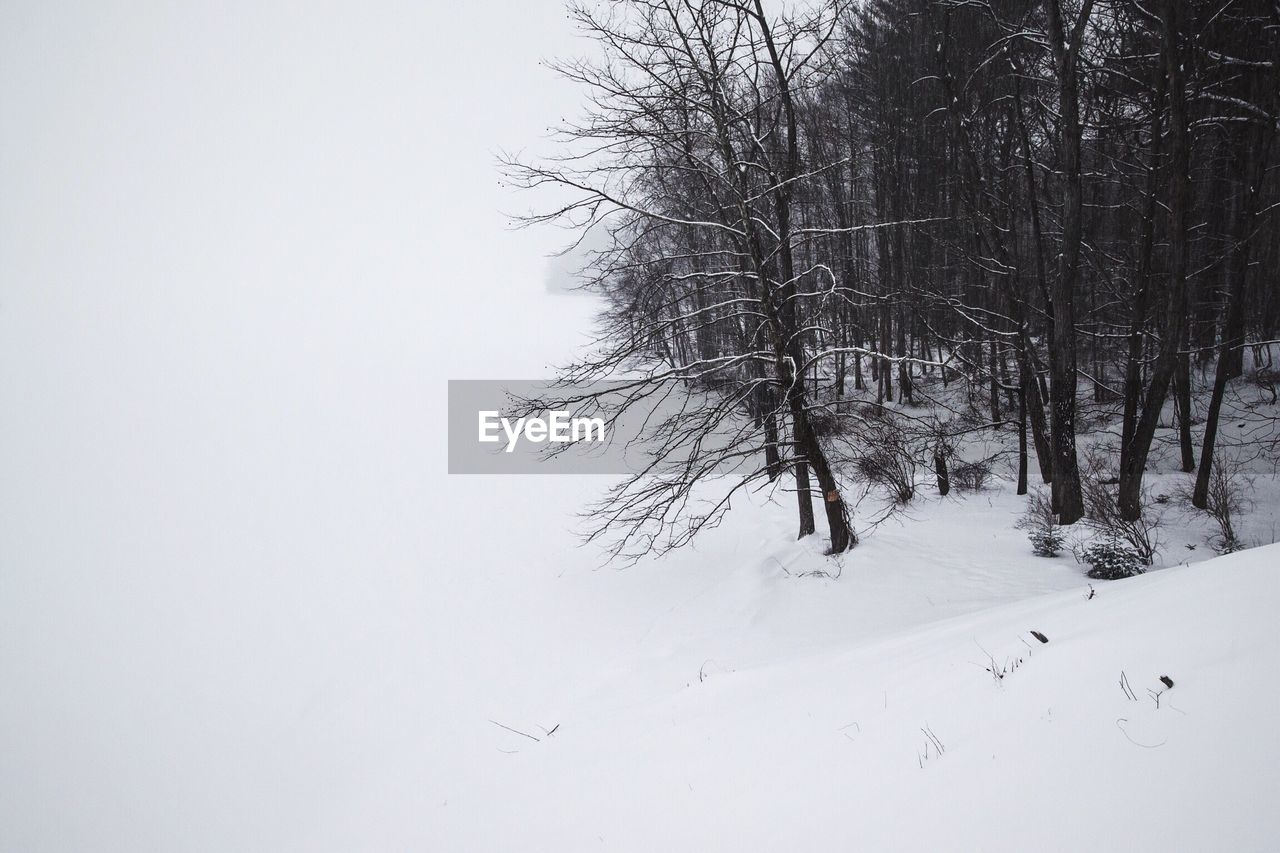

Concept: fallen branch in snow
[[489, 719, 542, 742], [921, 725, 945, 755], [1119, 671, 1138, 702], [1116, 718, 1167, 749], [1147, 675, 1176, 710], [918, 724, 947, 768]]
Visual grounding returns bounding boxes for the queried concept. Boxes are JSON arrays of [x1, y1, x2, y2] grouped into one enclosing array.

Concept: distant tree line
[[506, 0, 1280, 560]]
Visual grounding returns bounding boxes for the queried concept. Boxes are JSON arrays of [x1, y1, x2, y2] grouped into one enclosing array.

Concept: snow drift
[[453, 545, 1280, 852]]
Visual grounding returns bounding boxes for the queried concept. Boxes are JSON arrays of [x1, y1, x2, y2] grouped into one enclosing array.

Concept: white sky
[[0, 0, 585, 343], [0, 4, 608, 849]]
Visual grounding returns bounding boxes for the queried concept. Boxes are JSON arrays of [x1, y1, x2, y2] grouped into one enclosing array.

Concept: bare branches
[[500, 0, 1280, 559]]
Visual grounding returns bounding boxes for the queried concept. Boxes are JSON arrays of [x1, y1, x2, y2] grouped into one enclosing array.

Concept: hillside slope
[[451, 544, 1280, 852]]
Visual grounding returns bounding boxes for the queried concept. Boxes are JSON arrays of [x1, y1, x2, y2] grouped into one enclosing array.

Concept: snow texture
[[2, 3, 1278, 851]]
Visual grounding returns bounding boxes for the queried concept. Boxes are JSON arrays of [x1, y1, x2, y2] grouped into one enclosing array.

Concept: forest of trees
[[506, 0, 1280, 561]]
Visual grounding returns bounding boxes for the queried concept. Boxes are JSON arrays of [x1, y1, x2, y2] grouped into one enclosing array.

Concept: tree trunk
[[1045, 0, 1094, 524], [1017, 385, 1029, 495], [1175, 349, 1196, 472], [1192, 17, 1279, 508], [1118, 0, 1192, 521]]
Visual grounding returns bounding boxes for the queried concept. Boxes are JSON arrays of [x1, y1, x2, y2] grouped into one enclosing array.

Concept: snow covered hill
[[436, 528, 1280, 852], [557, 551, 1279, 848], [4, 4, 1278, 851]]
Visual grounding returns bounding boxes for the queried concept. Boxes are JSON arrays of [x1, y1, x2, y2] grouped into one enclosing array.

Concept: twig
[[1116, 718, 1167, 749], [489, 719, 541, 742], [1119, 670, 1138, 701]]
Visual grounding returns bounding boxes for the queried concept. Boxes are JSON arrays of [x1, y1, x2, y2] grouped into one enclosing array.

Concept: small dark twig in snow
[[917, 725, 946, 768], [489, 719, 541, 742], [1116, 718, 1167, 749], [921, 724, 945, 755]]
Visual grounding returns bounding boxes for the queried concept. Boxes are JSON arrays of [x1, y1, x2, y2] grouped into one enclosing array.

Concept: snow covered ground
[[3, 4, 1279, 851], [459, 542, 1280, 853], [4, 269, 1277, 850]]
